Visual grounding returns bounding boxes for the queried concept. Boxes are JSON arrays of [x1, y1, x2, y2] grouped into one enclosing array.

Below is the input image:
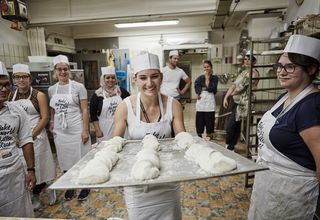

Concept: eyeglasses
[[105, 76, 116, 79], [55, 68, 69, 72], [14, 75, 29, 80], [0, 82, 11, 90], [273, 63, 297, 73]]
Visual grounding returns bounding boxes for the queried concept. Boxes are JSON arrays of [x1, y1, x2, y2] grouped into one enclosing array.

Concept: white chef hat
[[132, 52, 160, 75], [246, 50, 257, 57], [101, 66, 116, 76], [169, 50, 179, 57], [284, 34, 320, 62], [53, 55, 69, 66], [0, 61, 8, 76], [13, 63, 30, 75]]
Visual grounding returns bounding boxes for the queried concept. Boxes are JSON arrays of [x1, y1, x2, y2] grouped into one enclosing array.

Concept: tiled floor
[[34, 103, 252, 220]]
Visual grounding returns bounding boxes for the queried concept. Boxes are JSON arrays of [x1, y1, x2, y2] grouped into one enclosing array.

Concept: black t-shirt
[[269, 92, 320, 170]]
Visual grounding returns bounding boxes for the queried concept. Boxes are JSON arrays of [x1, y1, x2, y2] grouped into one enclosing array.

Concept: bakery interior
[[0, 0, 320, 219]]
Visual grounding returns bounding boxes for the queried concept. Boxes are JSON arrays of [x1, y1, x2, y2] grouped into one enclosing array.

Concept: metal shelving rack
[[243, 38, 287, 187]]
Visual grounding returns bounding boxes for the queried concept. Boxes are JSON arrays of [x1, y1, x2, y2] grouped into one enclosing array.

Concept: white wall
[[0, 18, 30, 68], [247, 17, 282, 40], [286, 0, 320, 24]]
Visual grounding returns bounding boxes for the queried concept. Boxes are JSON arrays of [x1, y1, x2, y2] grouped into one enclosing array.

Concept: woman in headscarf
[[113, 52, 185, 220], [248, 35, 320, 219], [9, 63, 56, 209], [90, 66, 130, 142], [48, 55, 91, 201]]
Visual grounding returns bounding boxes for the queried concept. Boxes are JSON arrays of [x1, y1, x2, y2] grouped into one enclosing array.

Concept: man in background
[[160, 50, 191, 100]]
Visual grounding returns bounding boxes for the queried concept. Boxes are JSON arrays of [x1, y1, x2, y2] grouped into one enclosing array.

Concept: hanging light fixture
[[114, 19, 179, 28]]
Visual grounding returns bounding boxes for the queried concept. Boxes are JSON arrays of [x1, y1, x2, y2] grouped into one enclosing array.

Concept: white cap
[[101, 66, 116, 76], [246, 50, 258, 58], [284, 34, 320, 62], [0, 61, 8, 76], [169, 50, 179, 57], [132, 52, 160, 75], [53, 55, 69, 66], [13, 64, 30, 75]]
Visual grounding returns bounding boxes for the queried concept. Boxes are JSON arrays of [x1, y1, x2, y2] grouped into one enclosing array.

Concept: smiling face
[[276, 53, 311, 91], [54, 63, 70, 83], [169, 55, 179, 68], [203, 62, 212, 74], [134, 69, 162, 97], [104, 74, 117, 88], [0, 76, 11, 104], [13, 72, 30, 90]]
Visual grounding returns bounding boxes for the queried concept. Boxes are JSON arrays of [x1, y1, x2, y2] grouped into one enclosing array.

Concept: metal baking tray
[[49, 137, 267, 189]]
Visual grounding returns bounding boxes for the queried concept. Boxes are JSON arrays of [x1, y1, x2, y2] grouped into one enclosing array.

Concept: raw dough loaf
[[174, 132, 194, 150], [99, 136, 125, 152], [136, 148, 160, 168], [185, 143, 237, 174], [131, 160, 160, 180], [77, 159, 110, 184], [94, 149, 119, 170], [142, 134, 160, 151]]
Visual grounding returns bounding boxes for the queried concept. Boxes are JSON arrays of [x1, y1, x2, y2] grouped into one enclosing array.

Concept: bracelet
[[27, 167, 35, 172]]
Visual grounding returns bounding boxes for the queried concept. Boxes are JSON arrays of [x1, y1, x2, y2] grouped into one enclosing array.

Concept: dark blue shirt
[[194, 74, 218, 95], [270, 92, 320, 170]]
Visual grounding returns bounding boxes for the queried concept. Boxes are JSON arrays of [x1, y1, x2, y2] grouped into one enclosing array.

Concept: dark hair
[[245, 55, 256, 63], [203, 60, 212, 68], [282, 53, 319, 80]]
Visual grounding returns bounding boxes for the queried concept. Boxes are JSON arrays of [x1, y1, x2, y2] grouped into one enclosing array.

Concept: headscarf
[[95, 66, 121, 98]]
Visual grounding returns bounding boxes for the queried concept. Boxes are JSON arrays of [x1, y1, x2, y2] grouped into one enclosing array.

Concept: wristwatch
[[27, 167, 35, 172]]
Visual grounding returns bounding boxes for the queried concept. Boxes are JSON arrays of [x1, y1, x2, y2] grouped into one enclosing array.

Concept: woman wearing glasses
[[248, 35, 320, 219], [90, 66, 130, 142], [9, 64, 56, 210], [48, 55, 91, 201]]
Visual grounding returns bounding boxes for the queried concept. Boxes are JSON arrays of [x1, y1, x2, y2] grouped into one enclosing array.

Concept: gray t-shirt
[[48, 80, 87, 105]]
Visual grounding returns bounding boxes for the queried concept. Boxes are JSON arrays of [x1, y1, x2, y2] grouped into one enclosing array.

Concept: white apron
[[0, 105, 33, 217], [124, 93, 181, 220], [49, 81, 91, 171], [196, 90, 216, 112], [248, 84, 319, 220], [12, 88, 56, 184], [98, 91, 122, 141]]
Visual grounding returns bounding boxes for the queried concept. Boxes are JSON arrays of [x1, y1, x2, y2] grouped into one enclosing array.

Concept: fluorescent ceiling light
[[114, 20, 179, 28]]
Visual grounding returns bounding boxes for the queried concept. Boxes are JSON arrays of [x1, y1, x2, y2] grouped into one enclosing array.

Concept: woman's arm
[[49, 108, 55, 134], [22, 143, 36, 189], [172, 99, 186, 135], [80, 99, 90, 144], [207, 75, 218, 94], [113, 101, 128, 137], [223, 84, 236, 109], [32, 92, 49, 140], [300, 125, 320, 180]]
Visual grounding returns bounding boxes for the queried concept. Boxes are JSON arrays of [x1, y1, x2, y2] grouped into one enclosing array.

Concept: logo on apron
[[55, 98, 69, 114], [0, 123, 15, 148], [107, 101, 119, 116]]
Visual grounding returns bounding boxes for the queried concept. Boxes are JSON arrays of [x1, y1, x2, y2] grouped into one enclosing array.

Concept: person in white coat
[[248, 35, 320, 219], [113, 52, 186, 220], [0, 61, 36, 217], [90, 66, 130, 142], [48, 55, 91, 201], [9, 63, 56, 209]]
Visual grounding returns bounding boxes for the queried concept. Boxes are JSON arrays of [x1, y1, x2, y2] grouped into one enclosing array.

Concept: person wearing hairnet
[[160, 50, 191, 101], [113, 52, 185, 219], [0, 61, 36, 217], [248, 35, 320, 219], [48, 55, 91, 201], [223, 50, 259, 151], [90, 66, 130, 143], [9, 64, 56, 209]]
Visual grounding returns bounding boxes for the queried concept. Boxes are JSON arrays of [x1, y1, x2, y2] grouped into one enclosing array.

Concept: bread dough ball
[[131, 160, 160, 180], [136, 148, 160, 168], [142, 134, 160, 151], [110, 136, 125, 146], [94, 149, 119, 170], [78, 160, 110, 184], [175, 132, 194, 150], [99, 136, 125, 151]]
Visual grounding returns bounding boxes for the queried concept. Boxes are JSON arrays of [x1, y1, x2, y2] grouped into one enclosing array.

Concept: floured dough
[[175, 132, 194, 150], [142, 134, 160, 151], [136, 148, 160, 168], [185, 143, 237, 174], [78, 160, 110, 184], [99, 136, 125, 152], [94, 149, 119, 170], [131, 160, 160, 180]]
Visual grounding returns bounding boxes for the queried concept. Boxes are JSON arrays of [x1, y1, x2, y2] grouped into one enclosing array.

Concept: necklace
[[140, 99, 161, 123]]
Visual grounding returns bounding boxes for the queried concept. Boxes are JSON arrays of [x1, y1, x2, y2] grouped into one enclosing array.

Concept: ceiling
[[27, 0, 288, 38]]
